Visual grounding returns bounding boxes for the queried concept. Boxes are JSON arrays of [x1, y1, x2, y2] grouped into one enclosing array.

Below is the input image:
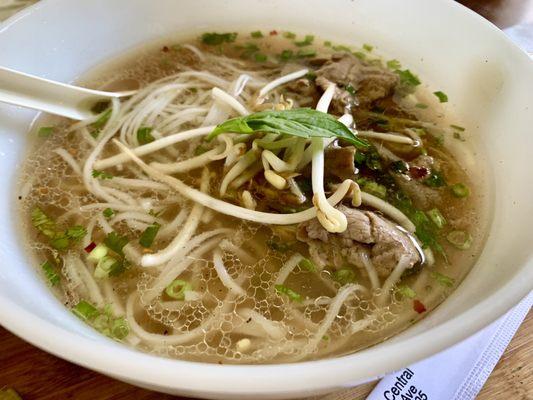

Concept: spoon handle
[[0, 66, 134, 120]]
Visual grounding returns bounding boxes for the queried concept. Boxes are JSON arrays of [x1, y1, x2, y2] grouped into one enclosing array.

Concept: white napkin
[[365, 292, 531, 400]]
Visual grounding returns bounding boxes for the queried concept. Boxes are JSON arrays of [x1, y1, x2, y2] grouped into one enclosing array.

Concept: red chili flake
[[269, 30, 278, 36], [162, 46, 169, 52], [409, 166, 429, 179], [84, 242, 96, 253], [413, 299, 427, 314]]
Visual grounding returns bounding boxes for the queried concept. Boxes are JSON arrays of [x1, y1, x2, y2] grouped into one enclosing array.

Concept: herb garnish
[[139, 222, 161, 248], [208, 108, 369, 149]]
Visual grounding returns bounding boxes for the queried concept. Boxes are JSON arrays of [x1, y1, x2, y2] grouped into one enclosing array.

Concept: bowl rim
[[0, 0, 532, 396]]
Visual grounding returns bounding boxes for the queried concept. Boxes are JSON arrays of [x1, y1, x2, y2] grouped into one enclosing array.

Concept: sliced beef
[[315, 53, 399, 110], [324, 145, 357, 180], [297, 205, 420, 277]]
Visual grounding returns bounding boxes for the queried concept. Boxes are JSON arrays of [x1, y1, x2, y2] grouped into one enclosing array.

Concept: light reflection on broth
[[18, 31, 487, 364]]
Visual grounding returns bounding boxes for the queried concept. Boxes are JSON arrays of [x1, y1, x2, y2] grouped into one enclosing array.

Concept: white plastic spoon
[[0, 66, 136, 120]]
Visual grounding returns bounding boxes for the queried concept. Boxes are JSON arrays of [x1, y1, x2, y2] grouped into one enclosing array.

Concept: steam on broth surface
[[19, 31, 486, 364]]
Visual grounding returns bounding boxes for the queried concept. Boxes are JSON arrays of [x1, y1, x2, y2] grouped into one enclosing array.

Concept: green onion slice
[[72, 300, 99, 321], [41, 260, 60, 286], [298, 258, 316, 272], [450, 183, 470, 198], [446, 230, 473, 250], [274, 284, 302, 302], [430, 271, 455, 287], [427, 208, 447, 229], [396, 285, 416, 299], [165, 279, 192, 300], [332, 268, 357, 285]]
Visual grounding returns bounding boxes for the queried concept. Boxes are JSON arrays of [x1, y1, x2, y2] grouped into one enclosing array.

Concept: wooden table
[[1, 1, 532, 399]]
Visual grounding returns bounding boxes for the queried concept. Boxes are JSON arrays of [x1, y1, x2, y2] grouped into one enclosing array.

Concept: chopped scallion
[[298, 258, 315, 272], [386, 59, 402, 70], [254, 53, 267, 62], [357, 178, 387, 199], [31, 207, 56, 239], [363, 43, 374, 52], [65, 225, 86, 241], [103, 208, 115, 218], [275, 284, 302, 302], [92, 170, 113, 180], [446, 230, 473, 250], [430, 271, 455, 287], [450, 183, 470, 198], [396, 285, 416, 299], [295, 34, 314, 47], [94, 255, 119, 279], [332, 268, 357, 285], [427, 208, 447, 229], [165, 279, 192, 300], [296, 48, 316, 58], [41, 260, 60, 286], [397, 69, 421, 87], [283, 31, 296, 39], [72, 300, 99, 321], [352, 51, 366, 60], [87, 243, 108, 262], [92, 109, 112, 129], [415, 103, 428, 109], [279, 49, 294, 61], [201, 32, 237, 45], [250, 30, 263, 38], [111, 316, 130, 340]]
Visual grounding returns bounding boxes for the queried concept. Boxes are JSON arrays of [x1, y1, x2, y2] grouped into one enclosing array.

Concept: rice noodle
[[361, 192, 416, 232], [377, 254, 413, 306], [54, 148, 82, 175], [274, 253, 304, 285], [141, 168, 210, 267], [143, 235, 225, 303], [213, 249, 246, 296], [357, 130, 415, 145], [94, 126, 214, 170], [258, 68, 308, 98]]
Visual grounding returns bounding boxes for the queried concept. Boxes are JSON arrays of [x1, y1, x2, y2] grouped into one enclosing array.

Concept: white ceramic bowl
[[0, 0, 532, 398]]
